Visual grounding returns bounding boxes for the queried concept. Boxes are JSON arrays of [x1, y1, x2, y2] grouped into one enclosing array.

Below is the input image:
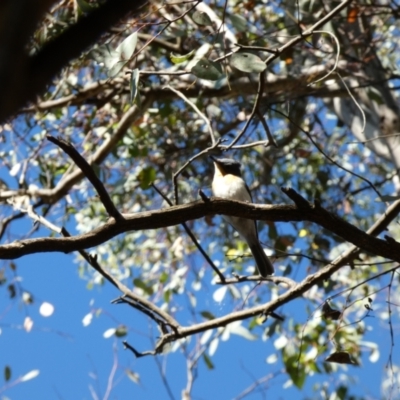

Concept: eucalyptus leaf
[[20, 370, 40, 382], [200, 311, 216, 320], [125, 369, 140, 384], [191, 59, 223, 81], [130, 68, 140, 104], [137, 166, 156, 189], [108, 60, 128, 78], [229, 14, 247, 32], [91, 33, 137, 77], [229, 323, 257, 340], [115, 325, 128, 337], [325, 351, 356, 365], [170, 49, 195, 64], [133, 278, 154, 295], [203, 354, 215, 370], [285, 355, 306, 388], [192, 10, 213, 26], [4, 366, 11, 382], [230, 52, 266, 73], [208, 338, 219, 356], [116, 31, 138, 60]]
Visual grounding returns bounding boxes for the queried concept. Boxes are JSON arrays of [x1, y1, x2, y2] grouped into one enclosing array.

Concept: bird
[[210, 156, 274, 277]]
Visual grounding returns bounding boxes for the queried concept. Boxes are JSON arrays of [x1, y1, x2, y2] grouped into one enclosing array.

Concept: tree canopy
[[1, 0, 400, 398]]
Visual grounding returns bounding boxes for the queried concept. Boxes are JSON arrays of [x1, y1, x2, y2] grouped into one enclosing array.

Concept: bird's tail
[[249, 243, 274, 277]]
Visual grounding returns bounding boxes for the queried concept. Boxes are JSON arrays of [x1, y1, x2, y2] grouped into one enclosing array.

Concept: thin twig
[[172, 139, 222, 204], [336, 72, 366, 133], [225, 72, 268, 149], [153, 350, 177, 400], [347, 133, 400, 145], [264, 0, 353, 67], [151, 183, 226, 282], [274, 108, 383, 200], [139, 70, 191, 76], [307, 30, 341, 85], [60, 226, 180, 329], [328, 264, 400, 301], [386, 270, 395, 389], [8, 202, 62, 233], [103, 344, 118, 400], [234, 43, 278, 54], [221, 140, 269, 150], [215, 274, 296, 288], [163, 84, 216, 144], [256, 108, 277, 147]]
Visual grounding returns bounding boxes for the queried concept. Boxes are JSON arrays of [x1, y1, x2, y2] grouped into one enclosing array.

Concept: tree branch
[[0, 0, 149, 122], [1, 193, 400, 264], [47, 135, 123, 221]]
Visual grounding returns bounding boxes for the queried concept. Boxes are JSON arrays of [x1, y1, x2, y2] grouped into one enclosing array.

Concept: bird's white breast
[[212, 174, 251, 202]]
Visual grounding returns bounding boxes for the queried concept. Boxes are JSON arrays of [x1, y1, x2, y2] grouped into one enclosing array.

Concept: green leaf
[[285, 355, 306, 388], [230, 52, 266, 73], [8, 284, 15, 299], [133, 278, 154, 295], [229, 14, 248, 32], [4, 365, 11, 382], [170, 49, 195, 64], [115, 325, 128, 337], [137, 166, 156, 189], [200, 311, 215, 320], [248, 317, 259, 330], [203, 354, 215, 370], [163, 289, 172, 303], [130, 68, 140, 104], [191, 59, 223, 81], [192, 10, 213, 26], [159, 271, 168, 283]]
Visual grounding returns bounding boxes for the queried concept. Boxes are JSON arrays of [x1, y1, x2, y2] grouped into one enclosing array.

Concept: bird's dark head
[[210, 156, 242, 177]]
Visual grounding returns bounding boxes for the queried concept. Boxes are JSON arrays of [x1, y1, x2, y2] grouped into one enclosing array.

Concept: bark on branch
[[1, 193, 400, 263]]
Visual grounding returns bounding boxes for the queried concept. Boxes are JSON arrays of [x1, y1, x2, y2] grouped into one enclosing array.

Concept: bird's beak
[[209, 155, 218, 163], [210, 156, 225, 175]]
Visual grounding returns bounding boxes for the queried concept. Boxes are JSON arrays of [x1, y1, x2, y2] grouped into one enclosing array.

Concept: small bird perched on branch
[[211, 156, 274, 277]]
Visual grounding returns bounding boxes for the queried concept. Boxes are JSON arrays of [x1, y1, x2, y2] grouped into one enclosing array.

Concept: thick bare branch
[[0, 0, 148, 122], [1, 194, 400, 264]]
